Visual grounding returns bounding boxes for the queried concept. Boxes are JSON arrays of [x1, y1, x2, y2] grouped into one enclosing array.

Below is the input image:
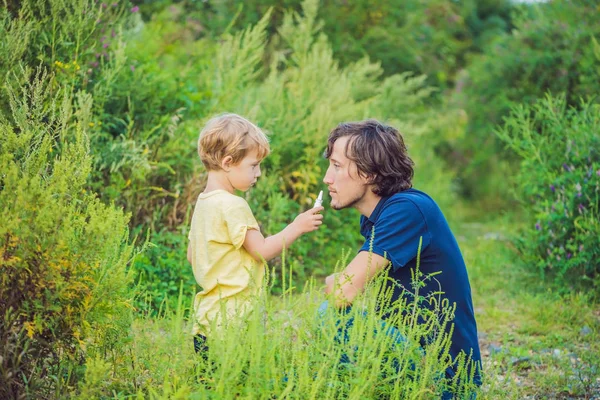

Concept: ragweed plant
[[496, 95, 600, 293], [0, 67, 134, 398], [77, 243, 480, 399]]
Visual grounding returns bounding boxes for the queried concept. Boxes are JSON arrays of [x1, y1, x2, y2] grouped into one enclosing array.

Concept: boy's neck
[[204, 170, 235, 194]]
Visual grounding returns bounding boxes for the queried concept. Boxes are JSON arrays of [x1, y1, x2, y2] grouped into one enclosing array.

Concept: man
[[322, 119, 482, 392]]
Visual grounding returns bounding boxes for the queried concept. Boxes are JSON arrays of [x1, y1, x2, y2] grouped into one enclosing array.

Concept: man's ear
[[358, 170, 374, 185], [221, 155, 234, 171]]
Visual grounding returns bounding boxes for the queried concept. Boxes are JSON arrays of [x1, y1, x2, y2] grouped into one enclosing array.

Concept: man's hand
[[324, 273, 337, 288], [324, 251, 390, 307]]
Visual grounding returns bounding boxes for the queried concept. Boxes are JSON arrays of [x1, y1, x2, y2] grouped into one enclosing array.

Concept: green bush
[[146, 0, 513, 88], [496, 95, 600, 293], [0, 69, 134, 398], [133, 229, 197, 315], [452, 0, 600, 202]]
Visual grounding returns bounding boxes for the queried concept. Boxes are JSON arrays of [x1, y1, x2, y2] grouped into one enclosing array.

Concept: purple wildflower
[[131, 5, 139, 12], [578, 203, 585, 211], [535, 222, 541, 231], [130, 65, 135, 72], [101, 3, 107, 8], [567, 253, 572, 259], [103, 42, 109, 48], [550, 184, 555, 192], [563, 163, 570, 172], [597, 169, 600, 176]]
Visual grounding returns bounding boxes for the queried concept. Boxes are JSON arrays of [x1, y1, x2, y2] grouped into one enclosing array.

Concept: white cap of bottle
[[313, 190, 323, 208]]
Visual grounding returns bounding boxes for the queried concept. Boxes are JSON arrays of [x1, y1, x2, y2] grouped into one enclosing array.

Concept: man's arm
[[324, 251, 390, 307]]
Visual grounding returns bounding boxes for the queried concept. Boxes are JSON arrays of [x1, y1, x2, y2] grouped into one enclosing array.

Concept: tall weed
[[496, 95, 600, 292], [0, 67, 134, 398], [79, 252, 480, 399]]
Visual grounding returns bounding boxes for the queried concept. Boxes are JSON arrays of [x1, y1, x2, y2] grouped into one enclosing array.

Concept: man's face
[[323, 136, 370, 210]]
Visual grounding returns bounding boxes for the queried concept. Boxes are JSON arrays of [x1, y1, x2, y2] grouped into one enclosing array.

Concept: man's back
[[359, 188, 481, 381]]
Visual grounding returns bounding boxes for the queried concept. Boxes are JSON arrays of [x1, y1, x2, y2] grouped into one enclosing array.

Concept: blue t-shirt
[[359, 189, 481, 382]]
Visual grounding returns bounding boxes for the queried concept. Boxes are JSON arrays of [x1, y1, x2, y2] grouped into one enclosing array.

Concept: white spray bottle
[[313, 190, 323, 208]]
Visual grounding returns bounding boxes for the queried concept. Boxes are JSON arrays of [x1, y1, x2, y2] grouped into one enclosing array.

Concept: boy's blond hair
[[198, 113, 270, 171]]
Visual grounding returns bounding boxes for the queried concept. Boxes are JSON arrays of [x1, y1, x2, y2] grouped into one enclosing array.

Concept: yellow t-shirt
[[188, 190, 263, 336]]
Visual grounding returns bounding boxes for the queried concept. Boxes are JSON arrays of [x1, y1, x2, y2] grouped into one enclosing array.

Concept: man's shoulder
[[389, 188, 431, 201], [385, 189, 434, 210], [376, 189, 443, 226]]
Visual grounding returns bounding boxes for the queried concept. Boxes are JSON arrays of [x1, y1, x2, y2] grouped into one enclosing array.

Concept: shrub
[[496, 95, 600, 293], [148, 0, 513, 87], [451, 0, 600, 203], [132, 229, 197, 315], [0, 69, 134, 398]]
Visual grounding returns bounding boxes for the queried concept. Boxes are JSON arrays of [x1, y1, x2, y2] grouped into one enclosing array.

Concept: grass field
[[100, 217, 600, 399]]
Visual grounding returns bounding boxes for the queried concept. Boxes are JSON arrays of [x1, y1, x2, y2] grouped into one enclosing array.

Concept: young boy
[[187, 113, 324, 354]]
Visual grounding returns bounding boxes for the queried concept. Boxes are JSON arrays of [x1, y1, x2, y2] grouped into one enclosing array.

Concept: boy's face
[[227, 149, 263, 192], [323, 136, 370, 210]]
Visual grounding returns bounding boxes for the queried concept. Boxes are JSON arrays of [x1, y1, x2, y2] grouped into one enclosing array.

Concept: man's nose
[[323, 166, 333, 185]]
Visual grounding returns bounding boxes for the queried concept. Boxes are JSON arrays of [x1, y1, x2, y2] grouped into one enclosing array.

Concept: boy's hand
[[292, 206, 324, 234]]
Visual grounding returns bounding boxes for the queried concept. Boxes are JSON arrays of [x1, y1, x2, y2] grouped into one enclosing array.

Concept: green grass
[[461, 219, 600, 399], [75, 217, 599, 399]]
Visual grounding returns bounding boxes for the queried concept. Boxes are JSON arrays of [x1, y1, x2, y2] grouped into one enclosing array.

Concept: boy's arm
[[243, 206, 324, 262], [324, 251, 389, 307]]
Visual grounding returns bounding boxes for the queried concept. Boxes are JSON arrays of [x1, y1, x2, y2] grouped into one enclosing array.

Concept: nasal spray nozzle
[[313, 190, 324, 208]]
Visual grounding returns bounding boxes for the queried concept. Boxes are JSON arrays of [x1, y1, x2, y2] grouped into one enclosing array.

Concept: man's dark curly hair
[[324, 120, 414, 196]]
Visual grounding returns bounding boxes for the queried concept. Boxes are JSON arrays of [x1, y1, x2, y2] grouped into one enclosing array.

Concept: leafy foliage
[[133, 229, 197, 315], [497, 95, 600, 293], [0, 69, 134, 398], [141, 0, 513, 88], [451, 0, 600, 202]]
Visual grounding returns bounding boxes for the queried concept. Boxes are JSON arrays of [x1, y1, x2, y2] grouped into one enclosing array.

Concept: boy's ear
[[221, 155, 234, 171]]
